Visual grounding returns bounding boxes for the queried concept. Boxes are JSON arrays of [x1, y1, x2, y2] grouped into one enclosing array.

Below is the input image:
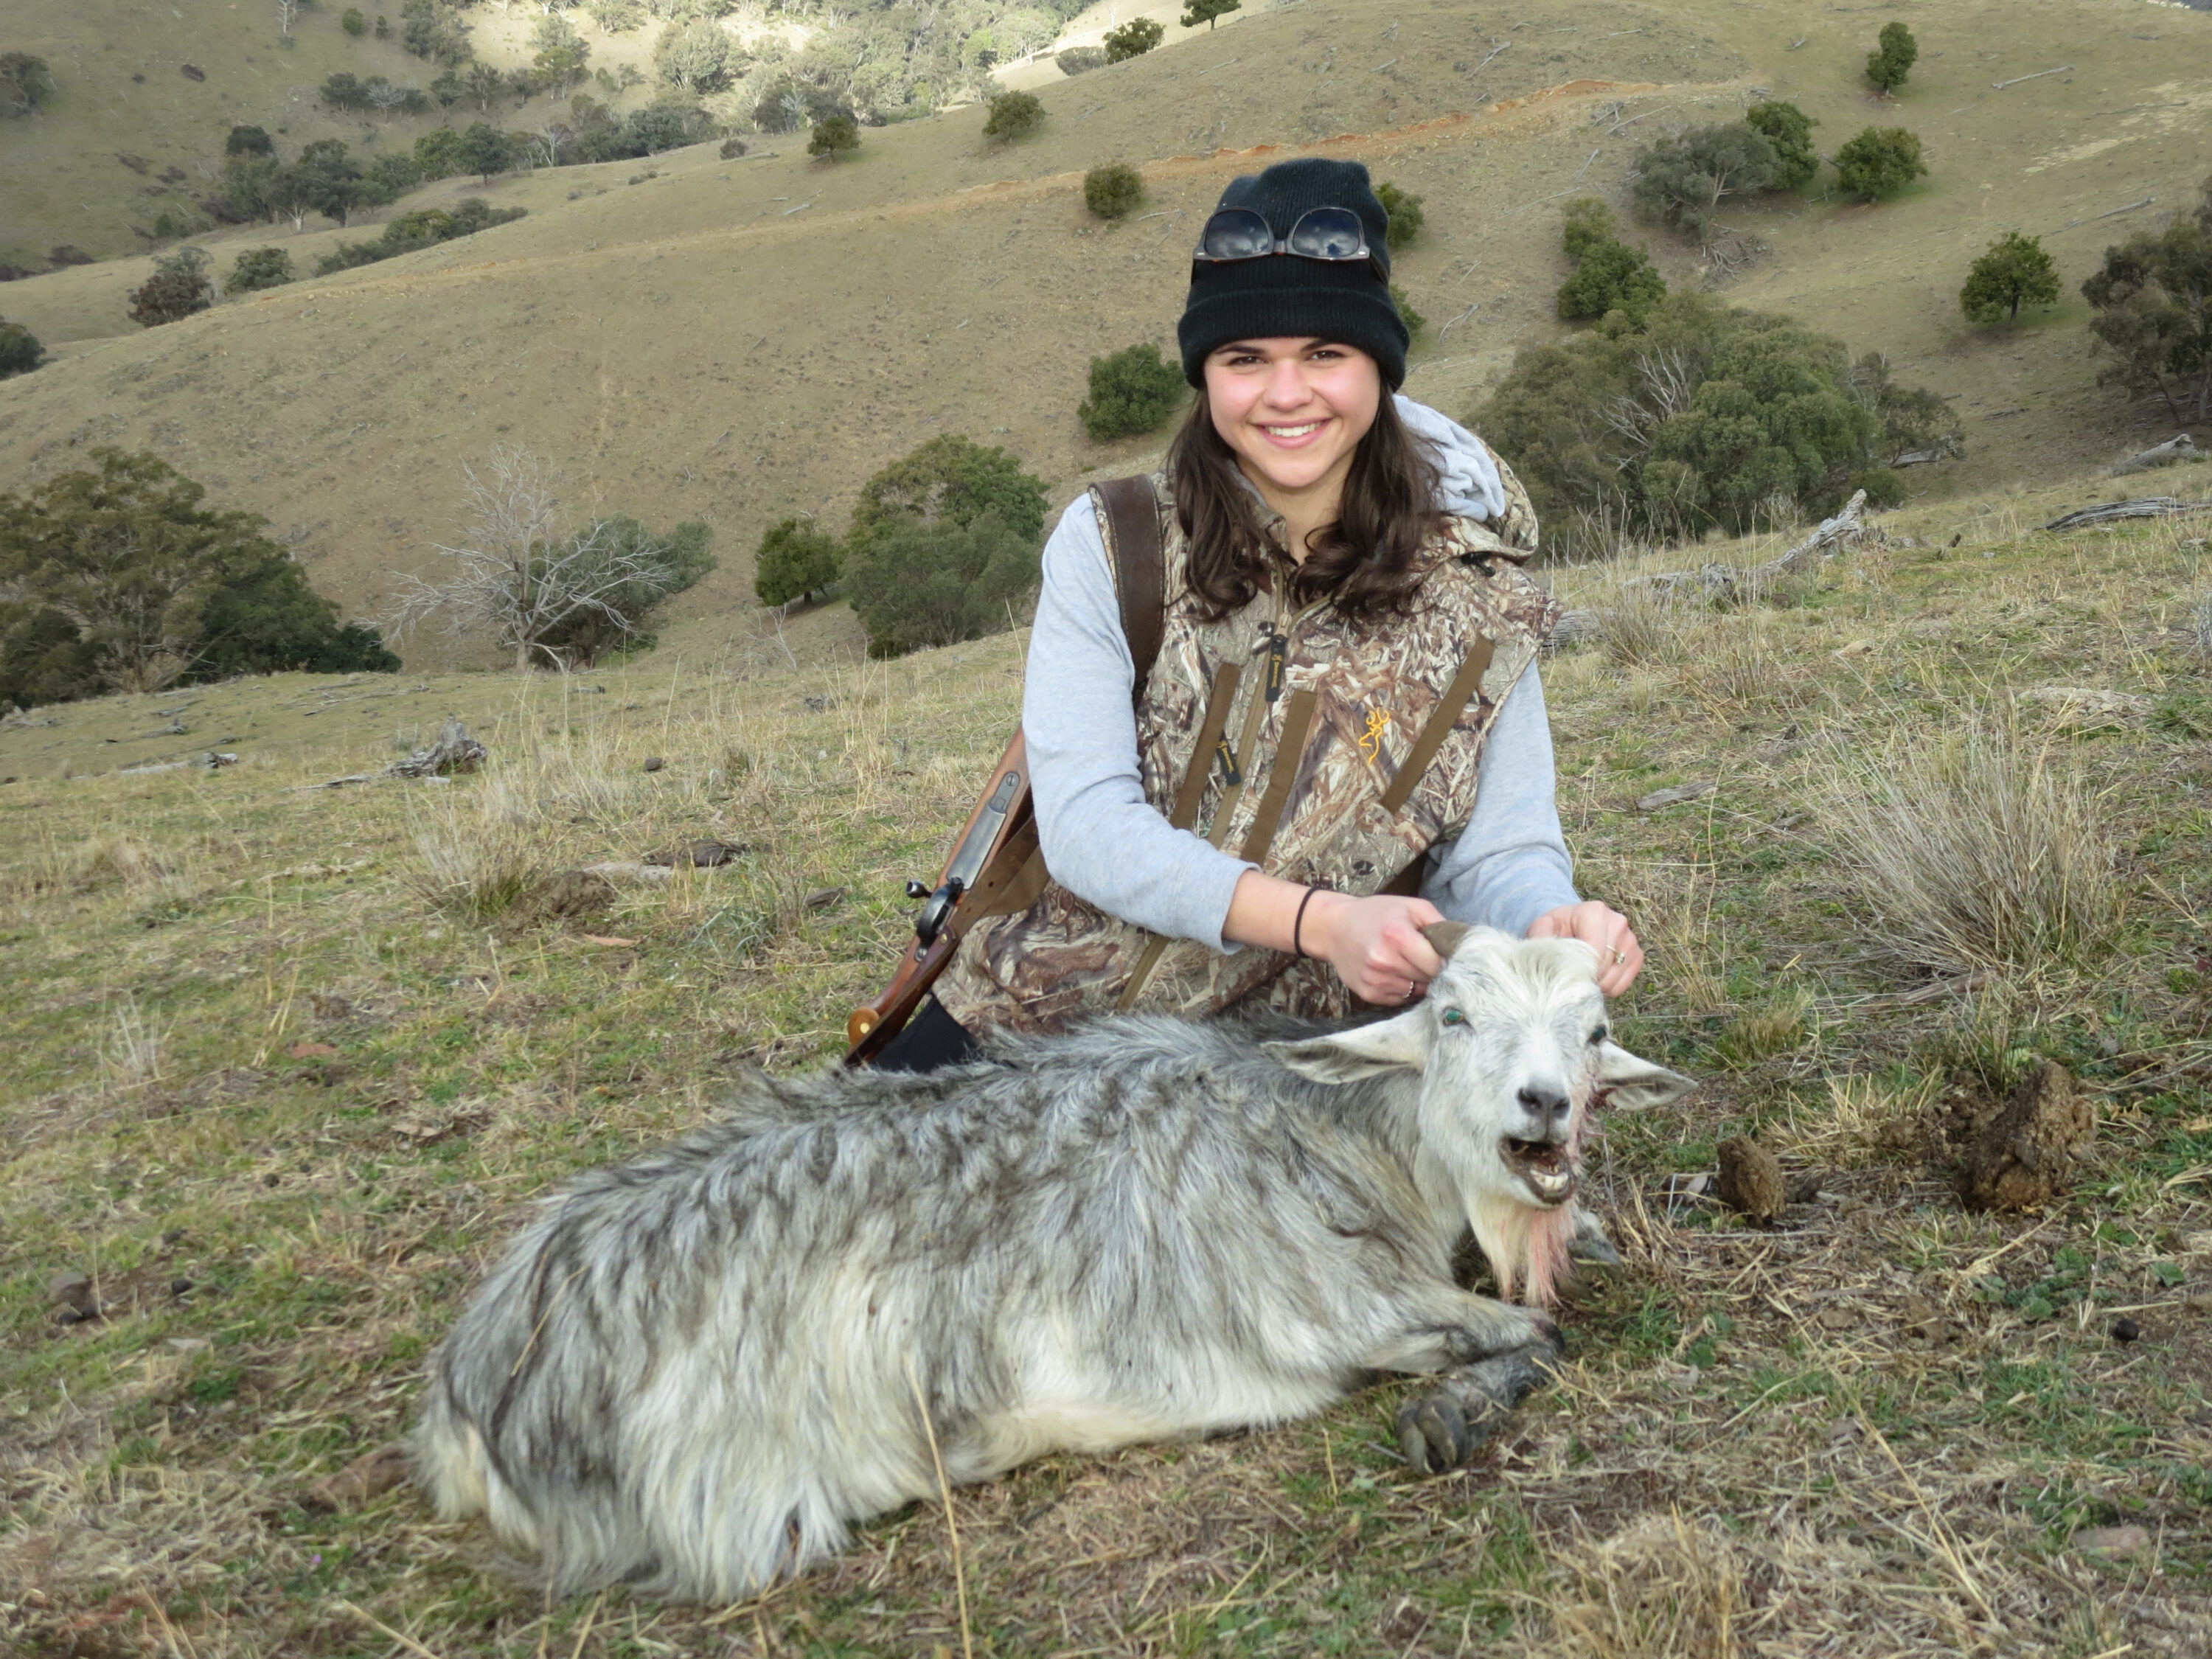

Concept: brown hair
[[1165, 383, 1444, 625]]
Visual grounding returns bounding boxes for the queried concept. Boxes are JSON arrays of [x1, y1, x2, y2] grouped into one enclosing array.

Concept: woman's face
[[1203, 337, 1382, 503]]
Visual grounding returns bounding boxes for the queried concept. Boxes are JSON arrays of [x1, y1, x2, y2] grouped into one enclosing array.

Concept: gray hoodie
[[1022, 396, 1581, 951]]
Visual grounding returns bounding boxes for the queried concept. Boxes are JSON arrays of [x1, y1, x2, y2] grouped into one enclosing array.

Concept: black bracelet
[[1292, 885, 1321, 959]]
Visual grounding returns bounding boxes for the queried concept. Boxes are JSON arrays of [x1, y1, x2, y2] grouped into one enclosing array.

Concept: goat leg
[[1394, 1342, 1560, 1475]]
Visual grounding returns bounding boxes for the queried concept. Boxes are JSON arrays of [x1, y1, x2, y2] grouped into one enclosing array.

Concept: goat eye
[[1589, 1025, 1610, 1046], [1440, 1008, 1467, 1026]]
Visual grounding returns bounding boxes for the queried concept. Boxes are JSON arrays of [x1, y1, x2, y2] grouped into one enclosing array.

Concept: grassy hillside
[[4, 470, 2210, 1653], [1, 0, 2205, 671]]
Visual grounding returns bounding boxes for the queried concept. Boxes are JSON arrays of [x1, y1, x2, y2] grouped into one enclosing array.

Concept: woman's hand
[[1528, 901, 1644, 997], [1224, 872, 1447, 1005]]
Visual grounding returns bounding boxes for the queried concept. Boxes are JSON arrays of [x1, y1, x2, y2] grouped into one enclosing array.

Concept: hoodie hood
[[1396, 395, 1510, 524]]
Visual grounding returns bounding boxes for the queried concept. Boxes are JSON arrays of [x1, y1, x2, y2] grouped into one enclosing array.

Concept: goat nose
[[1517, 1085, 1571, 1137]]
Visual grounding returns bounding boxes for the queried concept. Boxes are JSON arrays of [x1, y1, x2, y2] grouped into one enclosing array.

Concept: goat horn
[[1421, 921, 1470, 961]]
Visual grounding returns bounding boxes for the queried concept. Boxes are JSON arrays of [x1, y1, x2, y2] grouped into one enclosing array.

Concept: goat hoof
[[1396, 1391, 1475, 1475], [1568, 1233, 1623, 1268]]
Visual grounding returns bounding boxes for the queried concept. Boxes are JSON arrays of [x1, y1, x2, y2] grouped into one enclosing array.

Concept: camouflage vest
[[934, 460, 1560, 1035]]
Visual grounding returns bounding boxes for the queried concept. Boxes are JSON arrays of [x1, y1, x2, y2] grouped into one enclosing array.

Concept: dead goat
[[413, 924, 1694, 1601]]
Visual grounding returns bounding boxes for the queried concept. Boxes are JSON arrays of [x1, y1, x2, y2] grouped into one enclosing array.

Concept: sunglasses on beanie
[[1191, 206, 1382, 278]]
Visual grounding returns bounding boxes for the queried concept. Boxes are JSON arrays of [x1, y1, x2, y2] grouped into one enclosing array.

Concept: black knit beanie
[[1177, 157, 1408, 390]]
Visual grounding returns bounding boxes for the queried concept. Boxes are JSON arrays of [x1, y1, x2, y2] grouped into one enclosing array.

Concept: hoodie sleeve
[[1418, 664, 1583, 935], [1022, 494, 1256, 950]]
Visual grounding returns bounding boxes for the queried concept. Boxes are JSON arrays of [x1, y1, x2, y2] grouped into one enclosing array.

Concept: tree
[[1, 52, 57, 116], [366, 78, 423, 122], [808, 112, 860, 161], [1865, 21, 1918, 94], [982, 90, 1043, 142], [223, 247, 296, 294], [0, 450, 397, 700], [849, 433, 1049, 551], [1079, 344, 1187, 441], [128, 247, 214, 328], [1961, 232, 2060, 324], [535, 517, 714, 662], [389, 448, 703, 671], [0, 316, 44, 378], [1374, 182, 1425, 251], [1180, 0, 1241, 30], [226, 123, 276, 157], [1833, 127, 1926, 201], [533, 13, 592, 96], [276, 0, 304, 36], [2082, 180, 2212, 423], [1744, 100, 1818, 192], [1085, 161, 1143, 219], [314, 199, 526, 274], [1103, 18, 1164, 61], [457, 121, 519, 183], [401, 0, 476, 66], [655, 18, 731, 93], [1554, 198, 1666, 324], [1475, 292, 1958, 553], [590, 0, 647, 32], [296, 138, 366, 226], [343, 7, 369, 36], [753, 518, 842, 607], [1630, 124, 1778, 242], [844, 514, 1041, 658]]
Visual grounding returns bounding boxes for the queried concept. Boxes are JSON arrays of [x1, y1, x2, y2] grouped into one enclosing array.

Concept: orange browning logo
[[1357, 707, 1391, 762]]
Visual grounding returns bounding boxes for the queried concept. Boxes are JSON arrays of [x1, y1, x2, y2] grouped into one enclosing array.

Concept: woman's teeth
[[1265, 421, 1324, 438]]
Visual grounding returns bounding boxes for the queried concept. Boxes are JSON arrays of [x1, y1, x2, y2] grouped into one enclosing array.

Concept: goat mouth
[[1500, 1136, 1576, 1206]]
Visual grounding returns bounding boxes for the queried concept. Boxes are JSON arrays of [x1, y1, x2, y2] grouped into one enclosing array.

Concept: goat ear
[[1595, 1041, 1697, 1112], [1421, 921, 1471, 962], [1268, 1009, 1428, 1084]]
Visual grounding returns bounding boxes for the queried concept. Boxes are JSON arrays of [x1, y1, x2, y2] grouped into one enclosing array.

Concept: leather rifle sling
[[1378, 635, 1496, 815], [970, 476, 1170, 925]]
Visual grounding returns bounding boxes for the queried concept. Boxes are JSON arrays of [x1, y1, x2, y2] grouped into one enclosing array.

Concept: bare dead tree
[[386, 448, 681, 672], [366, 79, 412, 122], [276, 0, 303, 35]]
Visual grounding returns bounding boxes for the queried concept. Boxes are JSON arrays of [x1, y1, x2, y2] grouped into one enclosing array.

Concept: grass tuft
[[1817, 712, 2123, 974]]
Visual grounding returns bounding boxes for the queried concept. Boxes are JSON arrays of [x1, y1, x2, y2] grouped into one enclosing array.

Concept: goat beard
[[1465, 1186, 1576, 1307]]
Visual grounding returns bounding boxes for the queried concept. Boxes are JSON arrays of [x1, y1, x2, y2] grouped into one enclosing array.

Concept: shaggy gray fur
[[415, 929, 1693, 1601]]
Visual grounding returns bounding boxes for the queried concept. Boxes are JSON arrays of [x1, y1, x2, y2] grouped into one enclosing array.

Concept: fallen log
[[2041, 495, 2212, 532], [2107, 434, 2200, 477]]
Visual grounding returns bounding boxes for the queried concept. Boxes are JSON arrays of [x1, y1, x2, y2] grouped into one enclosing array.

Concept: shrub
[[0, 317, 45, 378], [1103, 18, 1164, 61], [128, 246, 214, 327], [655, 18, 731, 93], [1744, 100, 1818, 192], [845, 514, 1041, 658], [590, 0, 646, 32], [1079, 344, 1186, 441], [342, 7, 368, 35], [1865, 21, 1917, 94], [0, 52, 55, 117], [807, 112, 860, 161], [226, 124, 275, 157], [1554, 198, 1666, 324], [1475, 292, 1958, 552], [0, 449, 399, 701], [849, 432, 1049, 550], [1630, 124, 1778, 242], [983, 90, 1043, 142], [2082, 179, 2212, 422], [1833, 127, 1926, 201], [1057, 46, 1105, 76], [535, 518, 714, 663], [1084, 161, 1143, 220], [719, 135, 747, 159], [400, 0, 475, 67], [1376, 182, 1424, 251], [754, 518, 842, 607], [1961, 231, 2060, 324], [1180, 0, 1240, 29], [313, 199, 526, 274], [1390, 284, 1426, 336], [223, 247, 295, 294]]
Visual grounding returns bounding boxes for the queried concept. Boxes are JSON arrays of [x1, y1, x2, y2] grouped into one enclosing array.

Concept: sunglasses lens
[[1197, 209, 1276, 260], [1286, 207, 1366, 260]]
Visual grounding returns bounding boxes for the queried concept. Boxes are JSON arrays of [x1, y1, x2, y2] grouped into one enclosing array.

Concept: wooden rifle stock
[[844, 730, 1031, 1065]]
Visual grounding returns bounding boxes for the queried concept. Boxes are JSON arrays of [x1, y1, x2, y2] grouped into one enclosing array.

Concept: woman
[[881, 156, 1641, 1071]]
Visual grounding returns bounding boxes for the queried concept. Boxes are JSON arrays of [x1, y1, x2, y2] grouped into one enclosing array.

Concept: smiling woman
[[879, 156, 1646, 1072]]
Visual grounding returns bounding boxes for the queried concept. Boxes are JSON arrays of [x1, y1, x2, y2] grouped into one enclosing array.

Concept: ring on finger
[[1610, 947, 1627, 964]]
